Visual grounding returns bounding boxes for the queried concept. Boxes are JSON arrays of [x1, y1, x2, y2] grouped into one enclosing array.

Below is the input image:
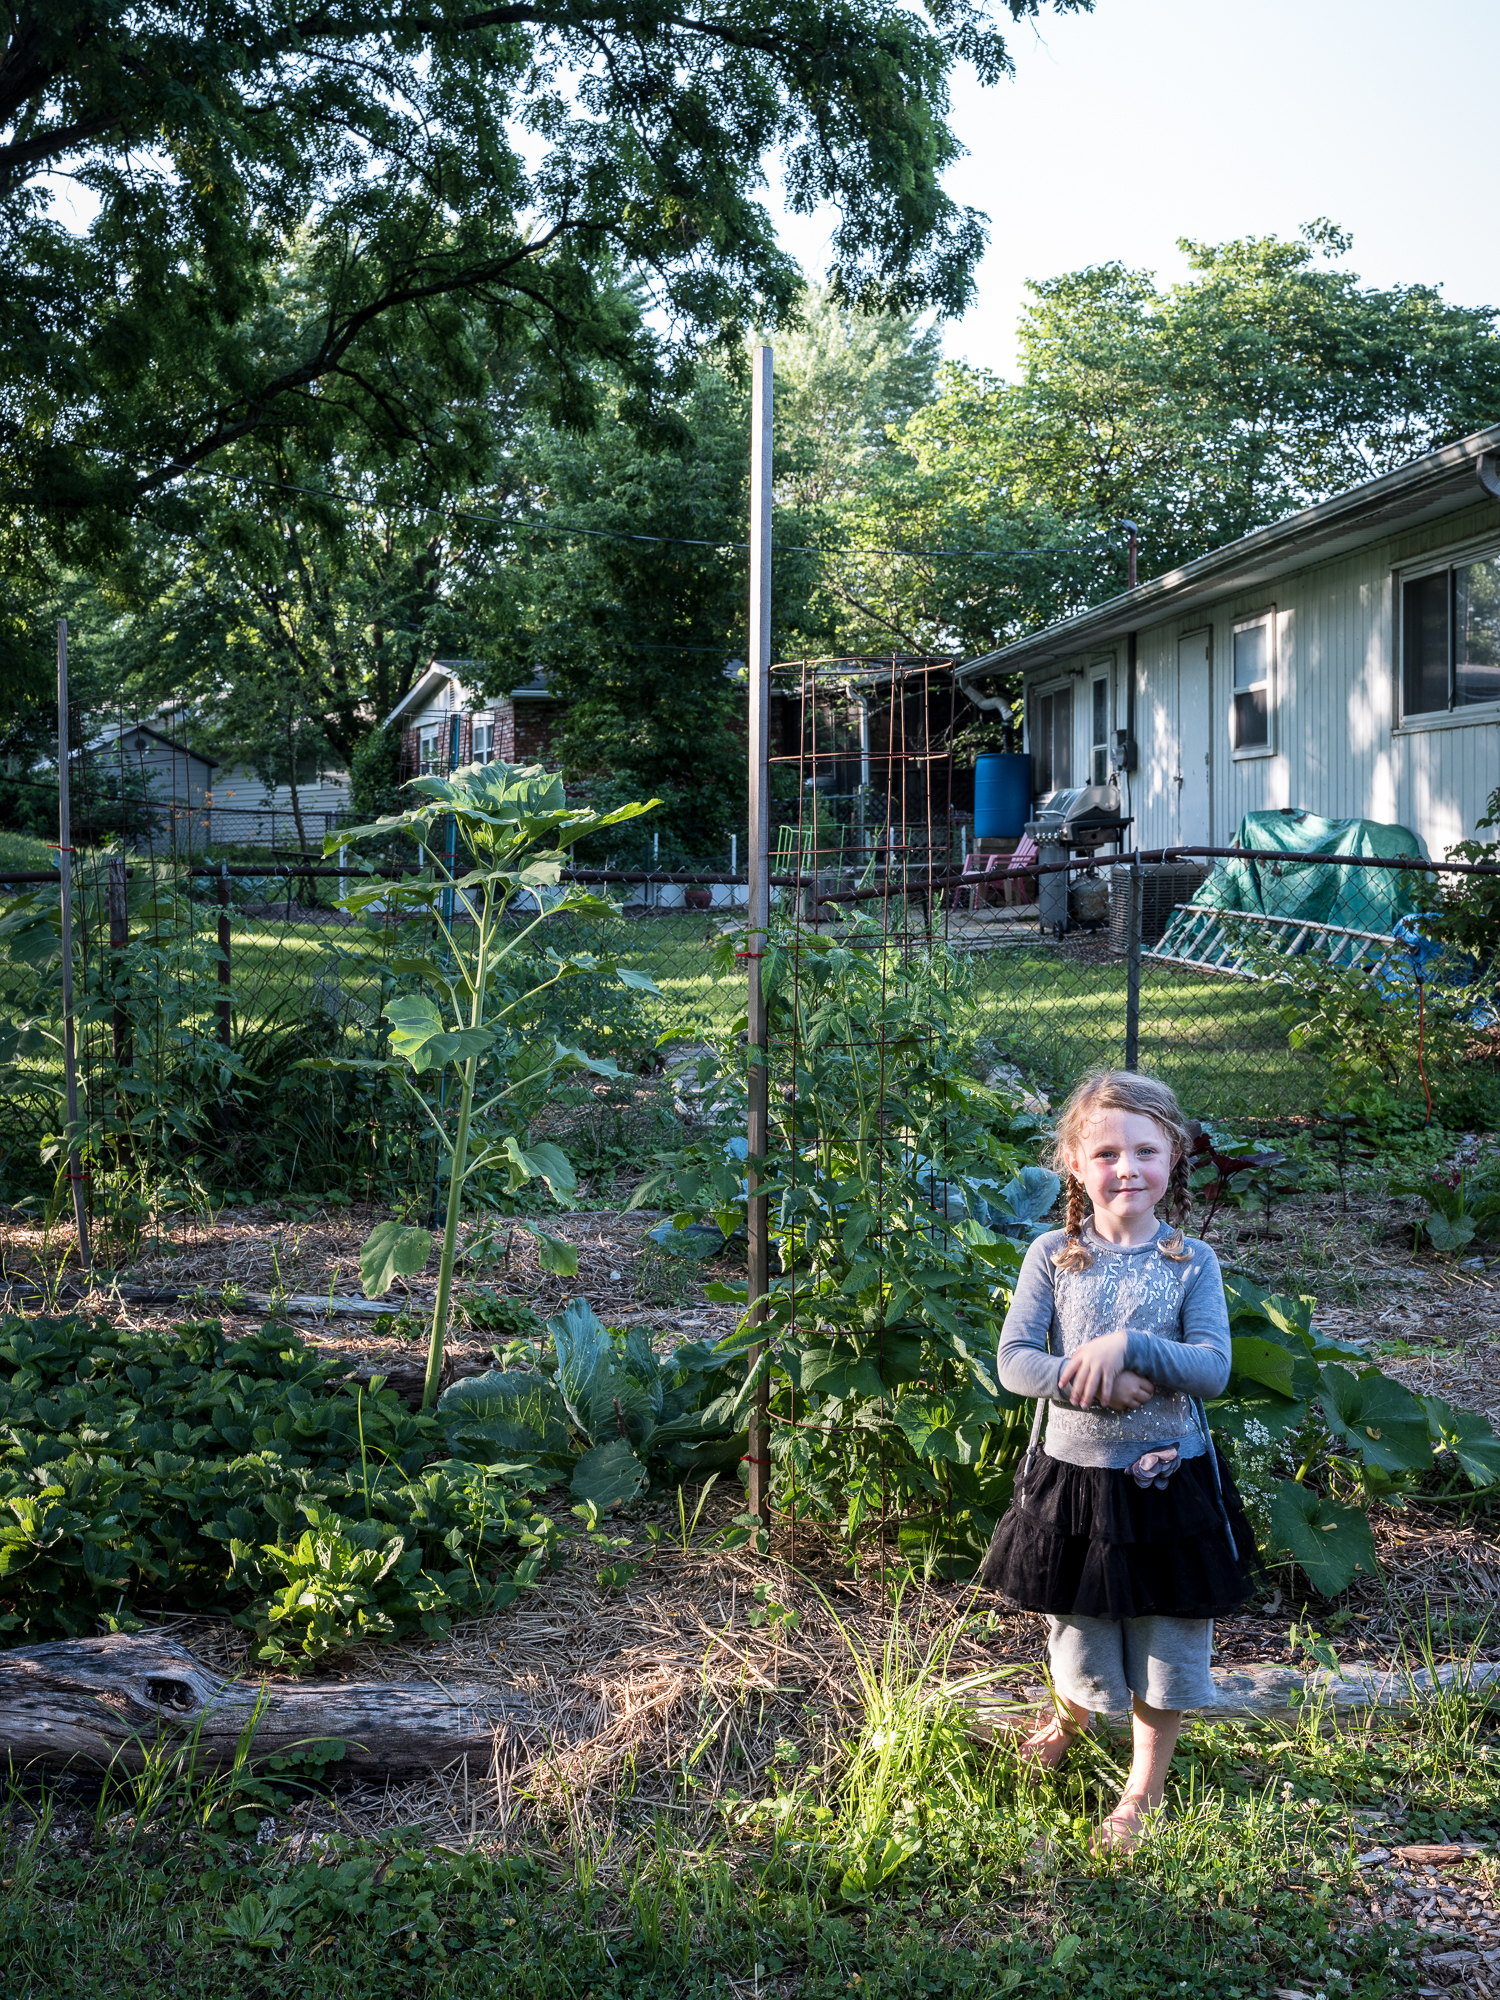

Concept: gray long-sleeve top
[[997, 1223, 1232, 1469]]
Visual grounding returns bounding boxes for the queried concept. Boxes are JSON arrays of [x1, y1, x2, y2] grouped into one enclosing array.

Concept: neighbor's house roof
[[382, 661, 559, 729], [960, 421, 1500, 687], [86, 722, 218, 767], [382, 660, 483, 728]]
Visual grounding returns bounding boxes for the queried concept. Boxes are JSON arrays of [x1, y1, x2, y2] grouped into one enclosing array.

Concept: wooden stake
[[745, 343, 773, 1529], [57, 618, 91, 1271]]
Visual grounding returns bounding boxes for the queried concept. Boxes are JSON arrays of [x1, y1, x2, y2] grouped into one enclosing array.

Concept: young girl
[[981, 1068, 1258, 1850]]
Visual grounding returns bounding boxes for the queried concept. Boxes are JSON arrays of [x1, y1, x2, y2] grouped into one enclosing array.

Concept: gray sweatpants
[[1048, 1613, 1217, 1714]]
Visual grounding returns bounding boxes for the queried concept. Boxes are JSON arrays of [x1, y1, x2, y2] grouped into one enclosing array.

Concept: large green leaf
[[797, 1333, 925, 1402], [1426, 1212, 1477, 1255], [1317, 1364, 1433, 1475], [520, 1223, 578, 1276], [1229, 1335, 1301, 1397], [383, 995, 493, 1073], [892, 1386, 999, 1466], [1422, 1396, 1500, 1487], [504, 1137, 577, 1198], [549, 1299, 614, 1439], [436, 1371, 570, 1456], [358, 1221, 434, 1298], [1267, 1480, 1379, 1596], [570, 1438, 649, 1511], [382, 994, 445, 1068]]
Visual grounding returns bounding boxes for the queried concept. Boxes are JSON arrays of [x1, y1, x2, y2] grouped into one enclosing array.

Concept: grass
[[969, 943, 1336, 1122], [0, 830, 56, 875], [6, 1646, 1484, 1998]]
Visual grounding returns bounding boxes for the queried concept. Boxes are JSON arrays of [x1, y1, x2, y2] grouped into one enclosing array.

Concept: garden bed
[[6, 1170, 1500, 1993]]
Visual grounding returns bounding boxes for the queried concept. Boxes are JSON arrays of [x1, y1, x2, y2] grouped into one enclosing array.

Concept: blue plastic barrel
[[974, 754, 1030, 839]]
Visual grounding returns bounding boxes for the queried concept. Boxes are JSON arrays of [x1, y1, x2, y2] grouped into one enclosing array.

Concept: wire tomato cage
[[744, 653, 1011, 1581]]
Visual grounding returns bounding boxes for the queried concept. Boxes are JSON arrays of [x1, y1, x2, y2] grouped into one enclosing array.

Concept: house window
[[1231, 613, 1273, 751], [1031, 683, 1072, 796], [1402, 554, 1500, 716], [472, 716, 494, 764], [418, 724, 442, 775], [1090, 671, 1111, 785]]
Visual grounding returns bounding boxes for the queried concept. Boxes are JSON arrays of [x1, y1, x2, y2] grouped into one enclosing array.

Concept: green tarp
[[1190, 809, 1429, 934]]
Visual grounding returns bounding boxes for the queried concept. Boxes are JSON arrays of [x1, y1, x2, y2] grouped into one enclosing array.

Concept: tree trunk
[[0, 1633, 523, 1773], [286, 709, 309, 854]]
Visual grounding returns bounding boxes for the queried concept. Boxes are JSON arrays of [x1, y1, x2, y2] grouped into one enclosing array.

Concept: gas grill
[[1024, 783, 1133, 933]]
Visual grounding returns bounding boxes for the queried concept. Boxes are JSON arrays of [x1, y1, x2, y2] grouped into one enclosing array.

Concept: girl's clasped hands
[[1058, 1328, 1155, 1411]]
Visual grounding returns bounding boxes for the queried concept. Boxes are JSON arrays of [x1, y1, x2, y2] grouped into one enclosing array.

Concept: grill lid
[[1031, 781, 1126, 831]]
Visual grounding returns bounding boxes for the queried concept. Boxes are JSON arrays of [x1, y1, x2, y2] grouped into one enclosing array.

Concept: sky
[[769, 0, 1500, 377]]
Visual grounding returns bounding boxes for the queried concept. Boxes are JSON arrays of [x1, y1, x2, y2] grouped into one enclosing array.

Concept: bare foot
[[1095, 1794, 1159, 1854], [1011, 1710, 1088, 1770]]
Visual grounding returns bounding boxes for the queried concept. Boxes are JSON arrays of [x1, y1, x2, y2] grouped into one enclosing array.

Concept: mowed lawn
[[234, 914, 1319, 1119], [968, 942, 1327, 1123]]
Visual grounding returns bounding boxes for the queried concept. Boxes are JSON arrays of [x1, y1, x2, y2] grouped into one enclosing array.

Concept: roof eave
[[960, 423, 1500, 684]]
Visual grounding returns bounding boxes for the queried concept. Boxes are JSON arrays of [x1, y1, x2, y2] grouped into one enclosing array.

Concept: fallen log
[[0, 1633, 521, 1774], [968, 1659, 1500, 1734]]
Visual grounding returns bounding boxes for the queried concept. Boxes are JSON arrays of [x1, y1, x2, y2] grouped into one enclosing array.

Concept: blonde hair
[[1049, 1068, 1193, 1272]]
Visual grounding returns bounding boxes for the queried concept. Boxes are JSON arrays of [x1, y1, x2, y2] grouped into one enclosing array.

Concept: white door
[[1176, 632, 1213, 846]]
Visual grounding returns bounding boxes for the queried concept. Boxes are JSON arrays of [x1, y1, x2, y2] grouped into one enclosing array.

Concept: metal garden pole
[[56, 618, 91, 1271], [107, 857, 129, 1065], [745, 342, 773, 1529], [1124, 849, 1143, 1070]]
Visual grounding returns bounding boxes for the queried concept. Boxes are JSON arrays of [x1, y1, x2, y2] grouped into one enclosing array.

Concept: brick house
[[383, 662, 565, 780]]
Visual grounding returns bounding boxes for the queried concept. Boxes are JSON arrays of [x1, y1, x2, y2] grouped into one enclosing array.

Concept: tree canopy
[[842, 224, 1500, 660], [0, 0, 1087, 564]]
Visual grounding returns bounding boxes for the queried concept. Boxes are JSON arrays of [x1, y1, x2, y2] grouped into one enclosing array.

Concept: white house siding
[[1025, 495, 1500, 858], [193, 766, 350, 850]]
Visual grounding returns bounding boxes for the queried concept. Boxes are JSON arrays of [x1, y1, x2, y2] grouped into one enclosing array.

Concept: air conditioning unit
[[1108, 864, 1211, 950]]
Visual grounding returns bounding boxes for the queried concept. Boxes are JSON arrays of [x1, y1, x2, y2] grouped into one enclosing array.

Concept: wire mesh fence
[[962, 847, 1500, 1129], [3, 655, 1498, 1215], [5, 833, 1498, 1208]]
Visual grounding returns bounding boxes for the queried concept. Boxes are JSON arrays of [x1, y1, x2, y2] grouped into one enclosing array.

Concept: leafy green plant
[[438, 1299, 745, 1511], [0, 1314, 558, 1660], [0, 867, 256, 1191], [441, 1296, 746, 1499], [1397, 1138, 1500, 1257], [645, 924, 1038, 1574], [455, 1288, 544, 1341], [312, 759, 656, 1407], [1210, 1275, 1500, 1595]]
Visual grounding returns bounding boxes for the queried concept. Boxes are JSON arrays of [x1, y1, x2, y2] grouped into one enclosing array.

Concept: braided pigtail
[[1053, 1172, 1094, 1272], [1158, 1152, 1193, 1261]]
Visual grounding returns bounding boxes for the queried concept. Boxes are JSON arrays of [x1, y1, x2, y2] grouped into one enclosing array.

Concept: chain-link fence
[[960, 847, 1500, 1130], [4, 816, 1498, 1207]]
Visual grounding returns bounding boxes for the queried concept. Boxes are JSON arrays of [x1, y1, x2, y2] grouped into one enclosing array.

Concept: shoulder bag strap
[[1192, 1396, 1238, 1562], [1018, 1316, 1053, 1501]]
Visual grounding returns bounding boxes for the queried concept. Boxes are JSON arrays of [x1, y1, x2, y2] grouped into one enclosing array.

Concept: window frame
[[417, 722, 443, 775], [1088, 658, 1115, 787], [471, 714, 495, 764], [1395, 537, 1500, 731], [1230, 608, 1276, 760], [1027, 674, 1074, 798]]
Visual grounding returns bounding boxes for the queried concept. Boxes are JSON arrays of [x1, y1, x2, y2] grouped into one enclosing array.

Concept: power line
[[191, 471, 1117, 567]]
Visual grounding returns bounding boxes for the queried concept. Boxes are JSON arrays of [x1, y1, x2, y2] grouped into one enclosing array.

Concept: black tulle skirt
[[980, 1445, 1262, 1621]]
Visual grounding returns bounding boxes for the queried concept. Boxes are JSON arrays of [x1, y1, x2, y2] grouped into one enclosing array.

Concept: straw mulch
[[157, 1520, 1033, 1851]]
